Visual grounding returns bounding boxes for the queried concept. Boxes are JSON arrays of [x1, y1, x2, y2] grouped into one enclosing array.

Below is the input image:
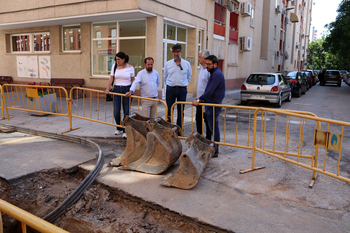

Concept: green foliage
[[322, 0, 350, 70]]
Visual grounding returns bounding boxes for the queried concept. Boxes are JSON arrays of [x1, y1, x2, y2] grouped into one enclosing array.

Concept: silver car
[[240, 72, 292, 107]]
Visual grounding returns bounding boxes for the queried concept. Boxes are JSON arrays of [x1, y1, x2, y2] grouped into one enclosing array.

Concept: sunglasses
[[178, 64, 183, 70]]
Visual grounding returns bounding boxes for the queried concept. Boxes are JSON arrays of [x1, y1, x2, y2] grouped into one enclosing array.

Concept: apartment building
[[0, 0, 312, 97]]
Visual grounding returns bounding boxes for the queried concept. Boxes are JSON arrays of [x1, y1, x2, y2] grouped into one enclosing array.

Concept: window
[[63, 25, 81, 51], [11, 33, 50, 53], [229, 12, 239, 44], [163, 22, 188, 66], [92, 20, 146, 76], [198, 30, 203, 67]]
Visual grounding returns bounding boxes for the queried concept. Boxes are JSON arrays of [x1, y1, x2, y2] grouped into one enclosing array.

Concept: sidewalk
[[1, 88, 350, 232]]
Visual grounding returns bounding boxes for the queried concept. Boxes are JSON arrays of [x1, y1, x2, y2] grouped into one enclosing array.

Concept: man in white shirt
[[163, 44, 192, 127], [196, 50, 212, 139], [126, 57, 160, 118]]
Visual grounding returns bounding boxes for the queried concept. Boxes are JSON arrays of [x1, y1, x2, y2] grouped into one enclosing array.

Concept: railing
[[171, 102, 261, 150], [67, 87, 168, 133], [0, 199, 68, 233], [241, 108, 350, 187], [0, 85, 4, 120]]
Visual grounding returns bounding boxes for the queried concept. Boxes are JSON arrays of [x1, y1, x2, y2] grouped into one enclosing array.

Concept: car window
[[246, 74, 275, 85], [282, 76, 288, 85], [278, 75, 284, 85], [286, 72, 297, 78]]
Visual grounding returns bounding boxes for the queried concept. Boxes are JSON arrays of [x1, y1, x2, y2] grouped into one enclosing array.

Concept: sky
[[311, 0, 343, 39]]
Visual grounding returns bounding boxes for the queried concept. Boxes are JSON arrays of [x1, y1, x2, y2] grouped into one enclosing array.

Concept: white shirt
[[130, 69, 160, 98], [197, 66, 210, 97], [163, 58, 192, 87], [110, 64, 135, 86]]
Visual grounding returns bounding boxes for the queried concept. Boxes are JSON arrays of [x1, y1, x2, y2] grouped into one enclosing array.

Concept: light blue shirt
[[197, 66, 210, 97], [163, 58, 192, 87], [130, 69, 160, 98]]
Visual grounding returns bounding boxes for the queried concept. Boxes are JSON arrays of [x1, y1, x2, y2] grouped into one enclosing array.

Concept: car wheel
[[297, 88, 301, 97], [276, 96, 282, 108], [338, 82, 341, 87], [287, 92, 292, 102]]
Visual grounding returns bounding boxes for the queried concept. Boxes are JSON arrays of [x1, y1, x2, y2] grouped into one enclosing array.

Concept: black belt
[[167, 85, 186, 88]]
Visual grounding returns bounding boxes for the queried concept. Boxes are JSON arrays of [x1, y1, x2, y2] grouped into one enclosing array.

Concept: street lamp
[[281, 7, 298, 72]]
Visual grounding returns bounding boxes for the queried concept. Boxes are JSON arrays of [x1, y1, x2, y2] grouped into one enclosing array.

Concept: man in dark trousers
[[192, 55, 225, 157], [163, 44, 192, 127], [196, 49, 212, 139]]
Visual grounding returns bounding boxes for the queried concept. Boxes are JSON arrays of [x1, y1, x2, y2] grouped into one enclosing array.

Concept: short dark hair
[[206, 55, 218, 65], [172, 43, 182, 51], [115, 52, 129, 63], [144, 57, 154, 64]]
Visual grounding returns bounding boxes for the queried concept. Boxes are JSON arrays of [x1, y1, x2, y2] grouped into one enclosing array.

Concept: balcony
[[214, 23, 225, 37]]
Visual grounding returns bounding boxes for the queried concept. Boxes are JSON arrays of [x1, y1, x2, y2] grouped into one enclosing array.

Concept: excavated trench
[[0, 135, 227, 233]]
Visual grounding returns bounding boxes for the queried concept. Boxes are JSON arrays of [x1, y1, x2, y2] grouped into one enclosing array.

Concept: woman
[[105, 52, 135, 138]]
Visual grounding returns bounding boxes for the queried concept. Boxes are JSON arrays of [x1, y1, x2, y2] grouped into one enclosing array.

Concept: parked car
[[302, 70, 314, 88], [320, 70, 342, 86], [307, 70, 317, 85], [285, 71, 308, 97], [300, 71, 310, 91], [343, 72, 350, 85], [340, 70, 348, 80], [240, 73, 292, 107]]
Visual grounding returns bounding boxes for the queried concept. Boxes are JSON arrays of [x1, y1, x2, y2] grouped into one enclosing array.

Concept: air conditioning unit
[[226, 0, 238, 13], [276, 51, 281, 57], [302, 46, 305, 49], [241, 2, 252, 16], [301, 34, 305, 38], [275, 5, 282, 14], [291, 0, 296, 6], [296, 44, 299, 49], [284, 52, 289, 60], [239, 36, 252, 51]]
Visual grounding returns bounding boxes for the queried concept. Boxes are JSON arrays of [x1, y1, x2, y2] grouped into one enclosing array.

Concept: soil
[[0, 167, 221, 233]]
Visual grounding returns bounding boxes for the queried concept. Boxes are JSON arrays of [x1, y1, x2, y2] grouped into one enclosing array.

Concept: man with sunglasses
[[192, 55, 225, 157], [163, 43, 192, 127]]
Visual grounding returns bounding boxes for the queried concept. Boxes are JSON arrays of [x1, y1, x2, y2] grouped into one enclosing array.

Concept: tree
[[323, 0, 350, 70], [307, 37, 328, 70]]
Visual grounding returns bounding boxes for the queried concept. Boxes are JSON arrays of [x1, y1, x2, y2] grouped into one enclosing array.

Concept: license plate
[[251, 95, 265, 99]]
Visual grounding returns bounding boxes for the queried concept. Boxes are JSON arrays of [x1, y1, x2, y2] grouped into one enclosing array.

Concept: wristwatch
[[196, 99, 200, 103]]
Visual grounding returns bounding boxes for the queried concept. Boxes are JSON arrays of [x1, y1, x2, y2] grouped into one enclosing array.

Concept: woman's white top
[[110, 64, 135, 86]]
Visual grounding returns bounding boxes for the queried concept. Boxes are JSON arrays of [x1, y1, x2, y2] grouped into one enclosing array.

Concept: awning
[[0, 10, 156, 30], [290, 12, 299, 23]]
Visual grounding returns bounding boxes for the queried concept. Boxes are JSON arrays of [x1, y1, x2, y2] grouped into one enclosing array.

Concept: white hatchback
[[240, 72, 292, 107]]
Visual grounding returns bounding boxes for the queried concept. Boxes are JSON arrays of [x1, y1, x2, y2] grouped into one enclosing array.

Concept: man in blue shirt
[[163, 44, 192, 127], [126, 57, 160, 118], [192, 55, 225, 157]]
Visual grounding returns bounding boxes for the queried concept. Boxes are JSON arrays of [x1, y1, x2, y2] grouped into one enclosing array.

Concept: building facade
[[0, 0, 312, 97]]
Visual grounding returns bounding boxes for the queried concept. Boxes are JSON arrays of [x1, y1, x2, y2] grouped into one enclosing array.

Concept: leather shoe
[[212, 152, 218, 158]]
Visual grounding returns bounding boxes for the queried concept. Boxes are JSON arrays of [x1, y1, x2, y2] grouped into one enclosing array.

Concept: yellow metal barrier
[[171, 102, 259, 150], [242, 107, 350, 186], [0, 199, 68, 233], [1, 84, 79, 133], [66, 87, 168, 132], [0, 85, 4, 120]]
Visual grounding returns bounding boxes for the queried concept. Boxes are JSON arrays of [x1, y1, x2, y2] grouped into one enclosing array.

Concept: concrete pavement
[[1, 89, 350, 232]]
